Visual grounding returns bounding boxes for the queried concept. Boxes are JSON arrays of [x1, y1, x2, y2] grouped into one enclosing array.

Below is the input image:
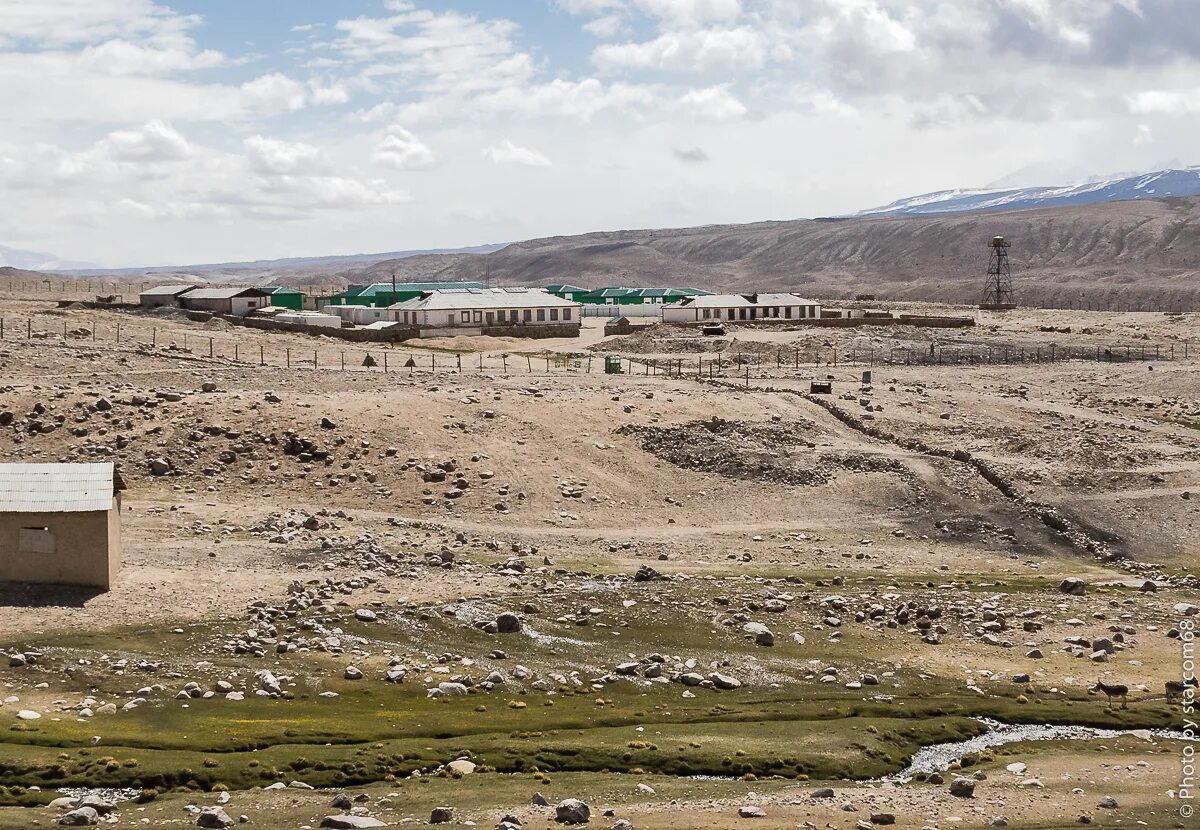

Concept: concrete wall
[[668, 315, 975, 330], [185, 297, 265, 316], [184, 298, 232, 315], [275, 313, 342, 329], [222, 314, 580, 342], [664, 304, 821, 323], [231, 296, 266, 317], [0, 498, 119, 589], [140, 295, 185, 309]]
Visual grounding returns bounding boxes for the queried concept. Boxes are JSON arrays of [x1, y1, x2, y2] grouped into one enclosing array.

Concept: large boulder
[[76, 796, 115, 815], [320, 817, 388, 829], [197, 807, 235, 828], [555, 799, 591, 825], [58, 808, 100, 827], [709, 673, 742, 690], [496, 613, 522, 634], [950, 778, 976, 798], [742, 622, 774, 646], [1059, 578, 1086, 596], [634, 565, 663, 582]]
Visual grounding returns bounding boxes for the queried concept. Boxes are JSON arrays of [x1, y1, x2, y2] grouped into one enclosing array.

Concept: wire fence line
[[0, 312, 1190, 385]]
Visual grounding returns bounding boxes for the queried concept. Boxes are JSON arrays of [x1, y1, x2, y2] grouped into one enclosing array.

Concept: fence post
[[286, 348, 291, 368], [209, 337, 214, 358], [235, 343, 239, 362], [260, 344, 264, 366], [314, 349, 318, 368], [341, 352, 345, 371], [27, 319, 31, 339]]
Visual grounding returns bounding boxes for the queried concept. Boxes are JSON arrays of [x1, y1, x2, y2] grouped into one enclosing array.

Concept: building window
[[563, 308, 572, 321], [19, 527, 55, 554], [550, 309, 559, 321], [473, 311, 482, 323], [461, 311, 470, 322], [524, 309, 532, 322], [537, 309, 546, 321], [727, 309, 735, 320], [785, 307, 793, 318]]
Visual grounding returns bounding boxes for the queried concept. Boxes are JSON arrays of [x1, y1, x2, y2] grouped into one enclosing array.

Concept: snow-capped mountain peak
[[857, 166, 1200, 217]]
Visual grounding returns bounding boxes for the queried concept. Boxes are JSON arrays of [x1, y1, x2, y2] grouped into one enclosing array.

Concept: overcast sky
[[1, 0, 1196, 267]]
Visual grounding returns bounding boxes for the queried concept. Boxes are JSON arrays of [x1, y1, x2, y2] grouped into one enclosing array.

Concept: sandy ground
[[0, 299, 1196, 827]]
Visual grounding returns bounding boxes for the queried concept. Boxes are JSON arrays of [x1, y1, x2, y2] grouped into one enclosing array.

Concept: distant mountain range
[[857, 167, 1200, 217], [52, 244, 507, 287], [4, 168, 1200, 308], [0, 244, 97, 272]]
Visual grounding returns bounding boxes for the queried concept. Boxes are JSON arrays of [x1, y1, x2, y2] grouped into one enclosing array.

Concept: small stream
[[52, 720, 1195, 803], [887, 718, 1194, 781]]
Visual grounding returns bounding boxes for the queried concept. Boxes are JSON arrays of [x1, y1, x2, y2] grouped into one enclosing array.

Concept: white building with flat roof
[[388, 288, 581, 330], [662, 293, 821, 324]]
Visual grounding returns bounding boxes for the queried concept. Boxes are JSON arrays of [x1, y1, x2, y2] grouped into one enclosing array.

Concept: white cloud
[[0, 0, 202, 48], [632, 0, 743, 25], [678, 84, 747, 120], [594, 26, 771, 70], [584, 15, 627, 38], [557, 0, 626, 14], [245, 136, 324, 175], [240, 73, 310, 113], [674, 146, 710, 163], [333, 8, 534, 94], [77, 37, 225, 75], [483, 139, 552, 167], [308, 80, 350, 105], [98, 120, 192, 162], [475, 78, 659, 120], [1129, 88, 1200, 113], [373, 127, 438, 170]]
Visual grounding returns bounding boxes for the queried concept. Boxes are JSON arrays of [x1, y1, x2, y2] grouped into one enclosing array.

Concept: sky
[[0, 0, 1197, 267]]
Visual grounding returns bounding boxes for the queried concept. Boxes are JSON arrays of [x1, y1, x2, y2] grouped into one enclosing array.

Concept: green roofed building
[[543, 284, 590, 302], [577, 286, 712, 306], [328, 281, 486, 308], [260, 286, 306, 310]]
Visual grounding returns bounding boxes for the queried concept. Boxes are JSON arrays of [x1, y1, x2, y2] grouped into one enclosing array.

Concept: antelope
[[1091, 679, 1129, 709]]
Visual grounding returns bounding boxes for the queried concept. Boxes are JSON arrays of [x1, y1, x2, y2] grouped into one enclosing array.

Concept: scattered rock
[[556, 799, 591, 825], [197, 807, 235, 828]]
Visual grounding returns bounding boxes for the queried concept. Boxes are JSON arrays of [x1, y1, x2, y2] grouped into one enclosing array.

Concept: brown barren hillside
[[344, 196, 1200, 307]]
